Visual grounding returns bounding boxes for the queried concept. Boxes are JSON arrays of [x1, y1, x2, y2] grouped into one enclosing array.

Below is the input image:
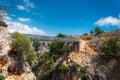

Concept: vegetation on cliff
[[58, 64, 70, 73], [99, 37, 120, 59], [0, 75, 4, 80], [32, 33, 70, 80], [11, 32, 37, 66], [8, 28, 120, 80], [72, 62, 80, 72]]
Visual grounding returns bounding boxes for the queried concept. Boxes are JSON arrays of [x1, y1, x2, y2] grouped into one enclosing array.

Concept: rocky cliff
[[56, 31, 120, 80], [0, 21, 36, 80], [31, 30, 120, 80]]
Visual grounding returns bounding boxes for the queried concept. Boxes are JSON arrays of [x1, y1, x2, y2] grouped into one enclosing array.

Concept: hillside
[[81, 30, 120, 80], [32, 30, 120, 80]]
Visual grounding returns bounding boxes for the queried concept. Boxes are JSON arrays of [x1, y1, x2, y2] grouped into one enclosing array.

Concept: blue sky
[[1, 0, 120, 36]]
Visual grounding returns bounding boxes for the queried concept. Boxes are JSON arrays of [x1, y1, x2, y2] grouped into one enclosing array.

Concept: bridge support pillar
[[72, 42, 80, 53]]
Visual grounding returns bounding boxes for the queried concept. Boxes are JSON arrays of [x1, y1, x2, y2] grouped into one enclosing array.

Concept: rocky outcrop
[[7, 49, 36, 80], [37, 41, 50, 55], [57, 34, 120, 80], [0, 21, 11, 77], [32, 41, 50, 56], [0, 21, 36, 80]]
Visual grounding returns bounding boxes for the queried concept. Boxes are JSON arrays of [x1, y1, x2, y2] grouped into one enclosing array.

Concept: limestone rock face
[[5, 72, 36, 80], [0, 21, 11, 77], [0, 21, 36, 80], [0, 25, 11, 57], [22, 72, 36, 80], [33, 41, 50, 56]]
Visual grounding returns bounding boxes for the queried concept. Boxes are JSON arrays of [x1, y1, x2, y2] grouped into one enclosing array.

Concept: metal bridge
[[10, 33, 80, 52], [25, 34, 79, 42]]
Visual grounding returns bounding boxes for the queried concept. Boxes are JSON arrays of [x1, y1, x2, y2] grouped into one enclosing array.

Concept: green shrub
[[49, 33, 69, 55], [51, 54, 59, 61], [39, 70, 53, 80], [72, 62, 80, 71], [81, 73, 90, 80], [92, 74, 100, 80], [99, 37, 120, 59], [60, 47, 68, 54], [58, 64, 70, 73], [40, 52, 50, 60], [80, 66, 88, 73], [32, 33, 70, 80], [49, 42, 68, 55], [0, 75, 4, 80], [83, 33, 88, 36], [45, 58, 54, 70], [32, 52, 54, 80]]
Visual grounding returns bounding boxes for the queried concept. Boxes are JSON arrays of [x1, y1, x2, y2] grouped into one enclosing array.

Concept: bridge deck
[[25, 34, 79, 42], [10, 33, 79, 42]]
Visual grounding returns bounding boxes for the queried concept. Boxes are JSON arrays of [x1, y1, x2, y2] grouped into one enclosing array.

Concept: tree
[[58, 64, 70, 73], [90, 30, 94, 35], [83, 33, 88, 36], [99, 37, 120, 59], [72, 62, 80, 71], [32, 33, 70, 80], [49, 41, 68, 55], [0, 75, 4, 80], [57, 33, 66, 37], [49, 33, 69, 55], [92, 74, 100, 80], [94, 27, 103, 35], [81, 73, 90, 80], [80, 66, 88, 74], [11, 32, 37, 66]]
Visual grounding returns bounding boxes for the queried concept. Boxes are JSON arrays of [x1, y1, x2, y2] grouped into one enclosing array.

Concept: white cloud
[[33, 12, 44, 19], [23, 0, 34, 8], [17, 5, 26, 10], [11, 14, 16, 17], [2, 12, 46, 35], [0, 10, 11, 21], [18, 17, 31, 22], [17, 0, 34, 12], [33, 12, 40, 16], [7, 21, 46, 35], [94, 16, 120, 28]]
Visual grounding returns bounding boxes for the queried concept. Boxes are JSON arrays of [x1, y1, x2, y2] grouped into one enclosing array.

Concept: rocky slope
[[0, 21, 36, 80], [56, 30, 120, 80], [31, 30, 120, 80]]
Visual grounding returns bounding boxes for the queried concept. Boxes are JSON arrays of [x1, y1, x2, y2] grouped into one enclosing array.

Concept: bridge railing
[[10, 33, 79, 42]]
